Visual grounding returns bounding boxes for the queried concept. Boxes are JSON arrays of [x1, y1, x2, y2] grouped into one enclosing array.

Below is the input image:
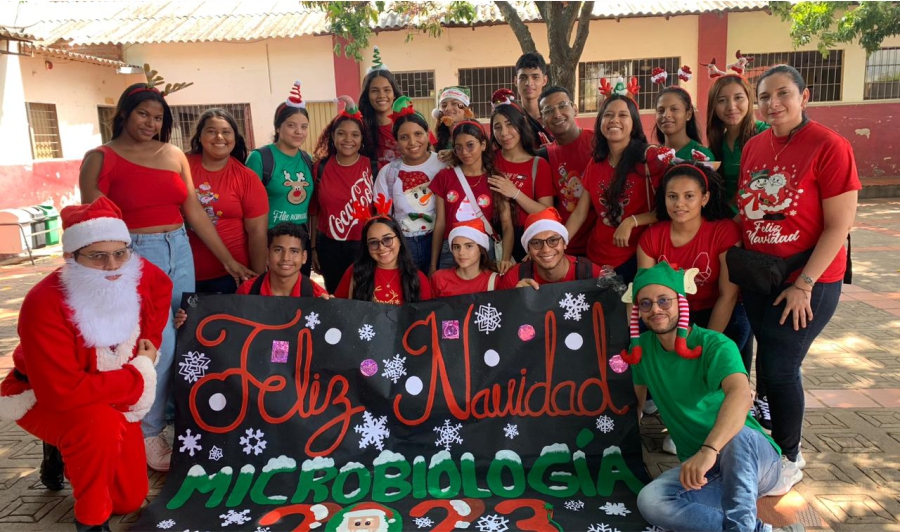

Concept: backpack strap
[[256, 146, 275, 188], [299, 275, 313, 297], [518, 260, 534, 281], [487, 271, 498, 291], [299, 150, 314, 177], [574, 256, 593, 280], [316, 158, 328, 187], [530, 156, 538, 199], [249, 274, 267, 295]]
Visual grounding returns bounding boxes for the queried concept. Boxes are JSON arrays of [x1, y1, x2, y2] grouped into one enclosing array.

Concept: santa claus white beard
[[60, 255, 143, 348]]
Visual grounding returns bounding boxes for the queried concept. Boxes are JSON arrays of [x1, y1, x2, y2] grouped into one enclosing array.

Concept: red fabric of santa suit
[[0, 256, 172, 525]]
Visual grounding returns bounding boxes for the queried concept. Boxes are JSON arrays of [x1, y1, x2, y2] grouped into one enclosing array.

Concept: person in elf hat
[[0, 197, 172, 532], [623, 263, 805, 532], [433, 85, 475, 152], [498, 207, 602, 290], [431, 218, 501, 297], [326, 501, 403, 532]]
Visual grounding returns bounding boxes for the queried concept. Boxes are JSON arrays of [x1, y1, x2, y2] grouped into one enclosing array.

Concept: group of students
[[9, 47, 856, 532]]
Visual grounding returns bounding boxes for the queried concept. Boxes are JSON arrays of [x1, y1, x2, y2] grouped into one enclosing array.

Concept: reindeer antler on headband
[[336, 95, 363, 121], [599, 76, 640, 100], [141, 63, 193, 97], [351, 193, 393, 223]]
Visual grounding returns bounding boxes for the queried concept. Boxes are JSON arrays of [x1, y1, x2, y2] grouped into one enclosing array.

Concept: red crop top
[[94, 146, 188, 229]]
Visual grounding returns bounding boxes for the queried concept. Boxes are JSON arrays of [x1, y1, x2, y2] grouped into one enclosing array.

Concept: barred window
[[458, 66, 516, 119], [744, 50, 843, 102], [97, 106, 116, 144], [579, 57, 681, 112], [25, 102, 63, 159], [169, 103, 255, 151], [301, 101, 337, 154], [394, 70, 435, 99], [864, 47, 900, 101]]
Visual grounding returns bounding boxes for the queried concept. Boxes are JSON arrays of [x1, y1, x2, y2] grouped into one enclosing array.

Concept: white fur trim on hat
[[63, 216, 132, 253], [123, 355, 157, 423], [521, 220, 569, 250], [439, 88, 470, 108], [0, 389, 37, 421], [449, 226, 489, 251]]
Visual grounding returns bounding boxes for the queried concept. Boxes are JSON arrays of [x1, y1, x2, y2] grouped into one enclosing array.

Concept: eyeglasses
[[527, 236, 564, 250], [540, 100, 574, 117], [638, 297, 675, 312], [75, 246, 133, 265], [366, 235, 397, 251]]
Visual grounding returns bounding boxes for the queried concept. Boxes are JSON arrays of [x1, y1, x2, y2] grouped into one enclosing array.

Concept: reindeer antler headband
[[129, 63, 194, 97]]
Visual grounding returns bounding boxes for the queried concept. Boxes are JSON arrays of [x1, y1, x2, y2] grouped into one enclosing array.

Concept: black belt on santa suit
[[13, 368, 28, 383]]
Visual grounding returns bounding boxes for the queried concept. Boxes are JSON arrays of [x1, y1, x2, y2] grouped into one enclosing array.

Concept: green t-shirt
[[721, 120, 770, 209], [631, 325, 779, 461], [246, 144, 314, 228], [674, 139, 715, 163]]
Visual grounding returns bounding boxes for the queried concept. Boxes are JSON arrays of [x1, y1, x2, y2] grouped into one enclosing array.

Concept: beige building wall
[[0, 52, 33, 166]]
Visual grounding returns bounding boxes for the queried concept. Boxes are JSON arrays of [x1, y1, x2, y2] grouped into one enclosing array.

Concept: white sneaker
[[795, 450, 806, 470], [144, 434, 173, 472], [662, 434, 677, 455], [764, 456, 803, 496], [642, 399, 658, 415]]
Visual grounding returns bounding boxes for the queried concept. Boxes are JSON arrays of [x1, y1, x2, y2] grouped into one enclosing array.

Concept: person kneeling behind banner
[[622, 262, 804, 532], [0, 197, 173, 532]]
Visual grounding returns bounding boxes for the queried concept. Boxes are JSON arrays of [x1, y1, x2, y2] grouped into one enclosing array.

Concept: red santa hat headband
[[61, 197, 132, 253], [520, 207, 569, 251], [286, 80, 306, 109], [449, 218, 490, 251], [702, 51, 755, 79]]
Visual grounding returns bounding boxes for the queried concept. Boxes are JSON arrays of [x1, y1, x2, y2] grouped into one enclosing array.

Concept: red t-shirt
[[738, 122, 860, 284], [545, 129, 597, 255], [430, 268, 497, 297], [497, 255, 603, 290], [494, 153, 555, 226], [377, 124, 401, 169], [430, 168, 496, 240], [580, 146, 668, 268], [312, 157, 374, 242], [638, 219, 741, 310], [236, 273, 328, 297], [187, 155, 269, 281], [334, 266, 432, 304]]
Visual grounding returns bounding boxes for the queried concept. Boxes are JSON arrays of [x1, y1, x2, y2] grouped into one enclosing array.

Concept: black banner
[[133, 279, 651, 531]]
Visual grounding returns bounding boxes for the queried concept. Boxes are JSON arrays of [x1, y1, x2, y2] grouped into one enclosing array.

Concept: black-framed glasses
[[366, 235, 397, 251], [540, 100, 574, 117], [75, 246, 133, 264], [527, 235, 563, 250], [638, 297, 674, 312]]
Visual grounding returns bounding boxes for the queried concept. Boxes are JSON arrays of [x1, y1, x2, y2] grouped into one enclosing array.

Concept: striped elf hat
[[620, 262, 702, 365]]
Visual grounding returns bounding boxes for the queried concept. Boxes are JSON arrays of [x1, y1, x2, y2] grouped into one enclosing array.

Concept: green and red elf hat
[[389, 95, 420, 122], [335, 95, 363, 122], [620, 262, 702, 365]]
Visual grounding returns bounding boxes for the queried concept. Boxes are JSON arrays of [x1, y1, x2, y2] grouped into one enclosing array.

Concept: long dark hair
[[112, 83, 174, 143], [490, 104, 536, 155], [654, 163, 731, 222], [272, 103, 309, 143], [359, 70, 402, 161], [592, 95, 649, 225], [451, 122, 508, 228], [653, 86, 702, 145], [313, 116, 365, 161], [352, 217, 421, 303], [706, 75, 758, 162], [187, 107, 248, 162], [392, 113, 433, 156]]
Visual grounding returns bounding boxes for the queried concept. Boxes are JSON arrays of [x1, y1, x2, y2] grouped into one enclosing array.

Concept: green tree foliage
[[770, 1, 900, 56]]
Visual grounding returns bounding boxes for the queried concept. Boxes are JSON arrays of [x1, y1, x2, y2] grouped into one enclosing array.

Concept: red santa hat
[[448, 218, 489, 251], [520, 207, 569, 250], [286, 80, 306, 109], [399, 170, 429, 192], [61, 197, 132, 253]]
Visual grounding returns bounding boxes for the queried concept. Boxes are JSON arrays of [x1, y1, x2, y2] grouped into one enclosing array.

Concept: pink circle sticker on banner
[[360, 359, 378, 377], [609, 354, 629, 373], [518, 324, 535, 342]]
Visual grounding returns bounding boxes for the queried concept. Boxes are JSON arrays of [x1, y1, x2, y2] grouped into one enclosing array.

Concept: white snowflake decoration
[[475, 514, 510, 532], [474, 303, 503, 334], [564, 500, 585, 511], [596, 415, 615, 434], [354, 410, 390, 451], [209, 445, 224, 461], [503, 423, 519, 439], [587, 525, 620, 532], [434, 419, 463, 451], [239, 428, 267, 455], [178, 351, 210, 383], [156, 519, 176, 529], [560, 292, 590, 321], [381, 354, 407, 384], [255, 528, 271, 532], [177, 429, 202, 456], [643, 527, 667, 532], [220, 509, 252, 527], [359, 324, 376, 341], [599, 502, 631, 517], [413, 517, 434, 528], [305, 312, 320, 330]]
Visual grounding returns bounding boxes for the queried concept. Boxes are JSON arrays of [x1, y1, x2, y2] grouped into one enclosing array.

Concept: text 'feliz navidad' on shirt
[[638, 219, 741, 311], [334, 266, 433, 304], [373, 152, 445, 238], [543, 129, 598, 256], [186, 155, 269, 281], [430, 268, 499, 297], [235, 272, 328, 297], [494, 152, 555, 227], [429, 168, 496, 240], [737, 121, 861, 284], [630, 325, 779, 462], [580, 145, 669, 268], [311, 156, 375, 242], [245, 144, 314, 228], [496, 255, 603, 290]]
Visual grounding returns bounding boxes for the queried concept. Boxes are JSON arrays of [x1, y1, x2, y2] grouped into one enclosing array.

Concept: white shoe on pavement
[[764, 456, 803, 497], [144, 434, 172, 472], [662, 434, 677, 455], [795, 449, 806, 470], [642, 399, 658, 415]]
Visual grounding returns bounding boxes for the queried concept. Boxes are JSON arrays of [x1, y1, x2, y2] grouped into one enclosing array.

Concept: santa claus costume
[[0, 197, 172, 531]]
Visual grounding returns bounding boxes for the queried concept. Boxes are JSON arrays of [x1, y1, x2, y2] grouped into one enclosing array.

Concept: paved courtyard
[[1, 199, 900, 531]]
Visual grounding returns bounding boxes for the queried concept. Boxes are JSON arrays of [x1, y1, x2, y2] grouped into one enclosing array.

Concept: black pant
[[195, 275, 238, 294], [317, 235, 361, 294]]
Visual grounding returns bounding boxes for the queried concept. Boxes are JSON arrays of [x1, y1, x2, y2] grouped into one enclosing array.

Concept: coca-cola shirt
[[738, 122, 860, 283], [430, 168, 495, 240], [312, 156, 374, 242]]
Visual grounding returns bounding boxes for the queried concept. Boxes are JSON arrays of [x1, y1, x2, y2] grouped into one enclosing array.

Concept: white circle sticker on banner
[[324, 328, 342, 345], [565, 332, 584, 350]]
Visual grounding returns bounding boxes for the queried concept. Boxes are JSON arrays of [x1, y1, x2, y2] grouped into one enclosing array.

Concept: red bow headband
[[351, 193, 393, 224], [668, 163, 709, 189]]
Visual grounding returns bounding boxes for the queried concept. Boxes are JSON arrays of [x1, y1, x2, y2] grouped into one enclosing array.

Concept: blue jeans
[[405, 232, 433, 273], [131, 226, 195, 438], [742, 280, 841, 460], [637, 426, 781, 532]]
